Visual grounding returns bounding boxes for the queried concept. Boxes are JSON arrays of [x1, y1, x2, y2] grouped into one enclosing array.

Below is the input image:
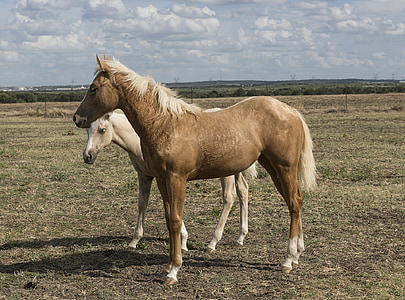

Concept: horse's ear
[[104, 55, 111, 61], [96, 54, 109, 72]]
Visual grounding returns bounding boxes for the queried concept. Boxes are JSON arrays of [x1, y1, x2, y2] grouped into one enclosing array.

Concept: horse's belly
[[185, 125, 261, 179], [188, 146, 259, 180]]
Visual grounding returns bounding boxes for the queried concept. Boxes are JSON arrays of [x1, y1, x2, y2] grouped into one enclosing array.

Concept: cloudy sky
[[0, 0, 404, 87]]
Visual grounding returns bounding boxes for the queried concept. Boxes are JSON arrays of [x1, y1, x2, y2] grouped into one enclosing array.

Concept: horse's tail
[[242, 162, 258, 180], [297, 112, 317, 191]]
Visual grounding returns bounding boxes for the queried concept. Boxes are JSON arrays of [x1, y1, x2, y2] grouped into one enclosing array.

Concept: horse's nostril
[[83, 152, 95, 164], [73, 114, 87, 128]]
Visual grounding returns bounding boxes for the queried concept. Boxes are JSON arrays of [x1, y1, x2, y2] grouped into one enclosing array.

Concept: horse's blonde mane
[[98, 58, 201, 117]]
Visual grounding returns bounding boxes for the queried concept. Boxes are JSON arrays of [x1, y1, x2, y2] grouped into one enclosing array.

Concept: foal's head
[[73, 55, 120, 128], [83, 113, 114, 164]]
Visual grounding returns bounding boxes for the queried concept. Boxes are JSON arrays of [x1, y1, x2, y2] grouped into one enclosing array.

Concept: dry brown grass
[[0, 93, 403, 119], [0, 94, 404, 299]]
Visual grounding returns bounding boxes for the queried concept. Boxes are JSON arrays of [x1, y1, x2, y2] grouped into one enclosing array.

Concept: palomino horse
[[83, 109, 257, 251], [73, 55, 317, 285]]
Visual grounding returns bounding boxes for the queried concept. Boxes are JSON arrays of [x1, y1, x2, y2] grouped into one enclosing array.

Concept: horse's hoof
[[235, 240, 244, 247], [163, 277, 177, 286], [127, 238, 140, 249], [206, 247, 215, 253], [127, 242, 137, 249], [282, 267, 292, 274]]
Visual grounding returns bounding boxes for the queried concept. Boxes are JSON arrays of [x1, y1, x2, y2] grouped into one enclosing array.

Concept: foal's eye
[[99, 128, 106, 134]]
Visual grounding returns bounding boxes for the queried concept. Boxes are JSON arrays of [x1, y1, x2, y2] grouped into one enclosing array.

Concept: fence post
[[44, 92, 47, 117], [345, 84, 348, 112]]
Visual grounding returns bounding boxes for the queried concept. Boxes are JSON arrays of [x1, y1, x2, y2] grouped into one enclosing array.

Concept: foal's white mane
[[98, 58, 201, 117]]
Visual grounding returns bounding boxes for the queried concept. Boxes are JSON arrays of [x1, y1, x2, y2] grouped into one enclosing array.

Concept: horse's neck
[[118, 87, 166, 143], [110, 113, 142, 157]]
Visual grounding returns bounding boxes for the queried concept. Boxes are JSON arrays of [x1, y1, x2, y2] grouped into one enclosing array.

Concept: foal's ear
[[104, 55, 111, 61], [104, 112, 112, 121], [96, 54, 109, 72]]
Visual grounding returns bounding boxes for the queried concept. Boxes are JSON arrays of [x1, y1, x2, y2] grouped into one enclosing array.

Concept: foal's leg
[[180, 220, 189, 251], [156, 175, 187, 285], [258, 156, 304, 273], [235, 173, 249, 246], [128, 173, 153, 248], [207, 176, 237, 252]]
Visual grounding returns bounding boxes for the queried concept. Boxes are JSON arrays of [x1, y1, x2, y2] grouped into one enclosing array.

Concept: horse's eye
[[90, 84, 98, 93], [99, 128, 106, 134]]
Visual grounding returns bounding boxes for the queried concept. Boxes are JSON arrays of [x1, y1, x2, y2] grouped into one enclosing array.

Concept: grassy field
[[0, 94, 404, 299]]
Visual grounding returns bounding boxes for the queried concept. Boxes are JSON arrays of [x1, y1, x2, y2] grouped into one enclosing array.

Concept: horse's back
[[221, 96, 305, 165], [200, 96, 303, 138], [185, 96, 303, 179]]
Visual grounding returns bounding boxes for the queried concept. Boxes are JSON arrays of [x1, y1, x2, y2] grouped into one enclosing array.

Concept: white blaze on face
[[85, 121, 99, 154]]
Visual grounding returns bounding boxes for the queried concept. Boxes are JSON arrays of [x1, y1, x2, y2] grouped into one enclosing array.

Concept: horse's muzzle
[[73, 114, 88, 128]]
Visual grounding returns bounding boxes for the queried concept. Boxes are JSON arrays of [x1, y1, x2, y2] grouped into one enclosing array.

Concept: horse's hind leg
[[258, 156, 304, 273], [207, 176, 237, 252], [277, 168, 304, 272], [128, 173, 153, 248], [235, 173, 248, 246]]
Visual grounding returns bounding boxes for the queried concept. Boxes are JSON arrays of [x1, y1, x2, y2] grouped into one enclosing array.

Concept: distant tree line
[[0, 91, 86, 104], [176, 83, 405, 99], [1, 82, 405, 103]]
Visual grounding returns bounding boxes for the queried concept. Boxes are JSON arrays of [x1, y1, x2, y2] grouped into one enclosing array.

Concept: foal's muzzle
[[83, 151, 97, 164], [73, 114, 88, 128]]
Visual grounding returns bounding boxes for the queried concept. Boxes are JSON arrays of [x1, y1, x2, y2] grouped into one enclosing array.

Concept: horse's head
[[73, 55, 119, 128], [83, 112, 114, 164]]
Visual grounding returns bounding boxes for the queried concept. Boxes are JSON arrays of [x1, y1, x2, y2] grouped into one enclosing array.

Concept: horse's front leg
[[157, 175, 187, 285], [128, 173, 153, 248]]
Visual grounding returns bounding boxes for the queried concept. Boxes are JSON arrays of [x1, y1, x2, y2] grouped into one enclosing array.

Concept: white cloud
[[17, 0, 77, 11], [237, 28, 249, 48], [187, 49, 204, 58], [103, 4, 219, 38], [336, 18, 378, 33], [172, 4, 215, 17], [23, 18, 70, 35], [0, 50, 20, 62], [21, 30, 103, 52], [183, 0, 285, 4], [356, 0, 405, 14], [330, 4, 353, 21], [254, 17, 292, 31], [84, 0, 130, 19], [136, 4, 157, 18], [301, 27, 314, 47], [0, 0, 405, 86], [22, 35, 72, 50], [295, 0, 328, 11], [372, 52, 386, 59], [384, 23, 405, 35]]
